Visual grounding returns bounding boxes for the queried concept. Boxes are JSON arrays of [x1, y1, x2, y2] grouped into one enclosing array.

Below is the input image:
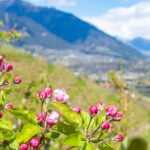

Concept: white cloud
[[83, 2, 150, 40], [25, 0, 76, 7]]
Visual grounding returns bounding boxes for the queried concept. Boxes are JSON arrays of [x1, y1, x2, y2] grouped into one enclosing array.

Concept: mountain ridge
[[0, 0, 144, 60]]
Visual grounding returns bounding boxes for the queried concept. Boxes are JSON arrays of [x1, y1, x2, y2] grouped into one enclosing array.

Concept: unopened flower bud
[[88, 105, 98, 115], [19, 143, 28, 150], [54, 89, 69, 104], [72, 106, 81, 114], [45, 87, 53, 98], [114, 134, 124, 142], [114, 112, 122, 121], [1, 63, 13, 72], [29, 138, 40, 149], [106, 106, 117, 117], [0, 56, 3, 63], [14, 77, 22, 84], [36, 112, 45, 123], [38, 90, 47, 102], [101, 121, 111, 130], [46, 111, 60, 126], [5, 103, 13, 109], [0, 112, 3, 119], [97, 101, 104, 111]]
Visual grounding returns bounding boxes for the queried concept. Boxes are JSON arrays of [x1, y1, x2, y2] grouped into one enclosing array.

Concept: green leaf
[[81, 111, 90, 129], [0, 91, 6, 106], [45, 131, 60, 139], [0, 130, 16, 141], [2, 86, 12, 95], [10, 124, 41, 150], [51, 102, 82, 127], [96, 113, 105, 127], [7, 108, 37, 124], [56, 122, 76, 135], [0, 119, 13, 131], [99, 144, 115, 150], [64, 132, 84, 147], [1, 72, 14, 83]]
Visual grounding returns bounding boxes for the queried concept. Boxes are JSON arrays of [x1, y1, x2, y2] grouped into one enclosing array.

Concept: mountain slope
[[0, 0, 143, 59], [131, 37, 150, 51]]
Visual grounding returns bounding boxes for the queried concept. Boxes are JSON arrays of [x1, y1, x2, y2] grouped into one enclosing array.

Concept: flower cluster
[[0, 55, 22, 120], [0, 55, 125, 150], [87, 101, 124, 142]]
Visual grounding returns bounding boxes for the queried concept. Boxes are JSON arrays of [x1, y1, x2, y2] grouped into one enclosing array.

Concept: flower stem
[[41, 102, 44, 113], [63, 146, 76, 150], [86, 116, 93, 136]]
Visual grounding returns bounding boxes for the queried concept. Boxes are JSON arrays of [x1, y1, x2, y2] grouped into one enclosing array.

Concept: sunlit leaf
[[10, 124, 41, 150], [51, 102, 82, 127]]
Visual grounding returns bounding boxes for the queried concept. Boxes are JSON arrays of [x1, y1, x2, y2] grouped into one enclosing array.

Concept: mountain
[[130, 37, 150, 56], [0, 0, 143, 60], [131, 37, 150, 51]]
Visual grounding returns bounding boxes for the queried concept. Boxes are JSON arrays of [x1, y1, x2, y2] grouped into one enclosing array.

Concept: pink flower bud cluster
[[106, 105, 122, 121], [87, 101, 124, 142], [88, 101, 104, 116], [38, 87, 53, 102], [0, 56, 13, 72], [19, 138, 41, 150], [0, 56, 22, 86]]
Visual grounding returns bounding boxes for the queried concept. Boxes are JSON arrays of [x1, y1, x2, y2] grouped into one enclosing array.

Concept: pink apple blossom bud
[[1, 63, 13, 72], [29, 138, 40, 149], [5, 103, 13, 109], [97, 101, 104, 111], [38, 90, 47, 101], [46, 111, 60, 126], [101, 121, 111, 130], [115, 134, 124, 142], [0, 112, 2, 119], [88, 105, 98, 115], [53, 89, 69, 103], [106, 106, 117, 117], [0, 56, 3, 63], [19, 143, 28, 150], [72, 106, 81, 114], [36, 112, 45, 123], [45, 87, 53, 98], [14, 77, 22, 84], [114, 112, 122, 121]]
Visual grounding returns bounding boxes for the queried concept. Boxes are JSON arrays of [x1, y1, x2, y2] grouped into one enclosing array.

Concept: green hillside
[[0, 45, 150, 149]]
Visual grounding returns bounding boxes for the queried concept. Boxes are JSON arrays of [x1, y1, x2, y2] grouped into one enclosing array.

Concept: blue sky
[[24, 0, 150, 40], [24, 0, 148, 16]]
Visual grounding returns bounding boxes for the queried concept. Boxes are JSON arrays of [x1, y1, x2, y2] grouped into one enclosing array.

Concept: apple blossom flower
[[14, 77, 22, 84], [89, 105, 98, 116], [46, 111, 60, 126], [29, 138, 40, 149], [36, 112, 45, 123], [53, 89, 69, 103], [38, 90, 47, 102], [5, 103, 13, 109], [45, 87, 53, 98], [114, 112, 122, 121], [97, 101, 104, 111], [114, 134, 124, 142], [101, 121, 111, 130], [19, 143, 28, 150], [106, 106, 117, 117], [72, 106, 81, 114]]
